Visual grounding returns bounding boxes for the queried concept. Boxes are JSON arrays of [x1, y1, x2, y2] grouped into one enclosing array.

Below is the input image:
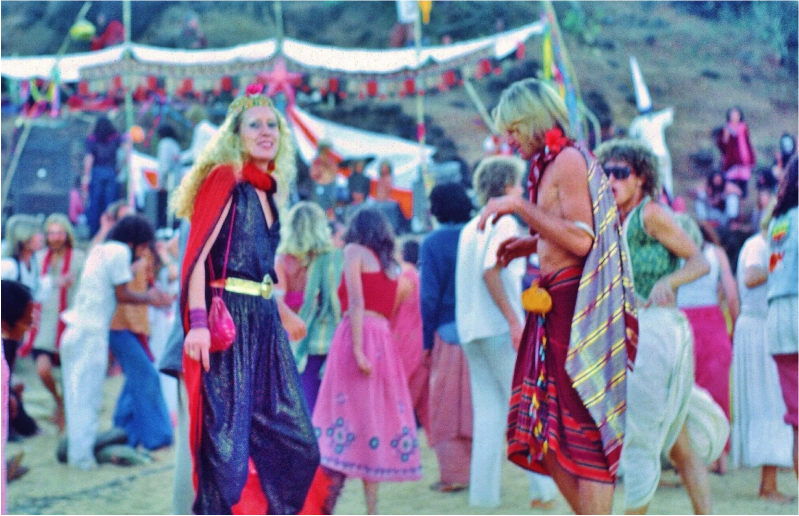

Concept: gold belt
[[209, 275, 274, 299]]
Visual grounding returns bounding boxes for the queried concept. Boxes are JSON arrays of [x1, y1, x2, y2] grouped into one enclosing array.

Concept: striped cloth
[[564, 147, 638, 476]]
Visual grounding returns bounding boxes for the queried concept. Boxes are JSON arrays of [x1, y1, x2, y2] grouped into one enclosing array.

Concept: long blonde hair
[[44, 213, 76, 249], [493, 79, 572, 147], [277, 201, 333, 264], [172, 101, 296, 219]]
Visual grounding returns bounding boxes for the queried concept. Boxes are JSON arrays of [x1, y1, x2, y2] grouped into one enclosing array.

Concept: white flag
[[396, 0, 418, 23]]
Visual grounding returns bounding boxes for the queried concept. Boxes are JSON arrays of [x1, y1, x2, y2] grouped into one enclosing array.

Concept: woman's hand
[[57, 272, 76, 288], [497, 236, 537, 267], [184, 327, 211, 372], [645, 278, 676, 307], [477, 195, 520, 231], [354, 349, 372, 376], [278, 301, 307, 341]]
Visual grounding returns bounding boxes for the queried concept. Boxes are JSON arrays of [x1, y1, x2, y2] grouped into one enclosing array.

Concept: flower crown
[[227, 83, 274, 117]]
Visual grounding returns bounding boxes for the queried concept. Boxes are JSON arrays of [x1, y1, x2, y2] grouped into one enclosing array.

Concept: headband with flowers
[[227, 83, 275, 117]]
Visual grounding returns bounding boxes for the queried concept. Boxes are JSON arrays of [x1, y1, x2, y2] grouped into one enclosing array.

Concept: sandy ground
[[4, 356, 797, 515]]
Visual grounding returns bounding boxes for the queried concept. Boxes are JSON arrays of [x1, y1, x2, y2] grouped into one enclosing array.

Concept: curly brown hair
[[594, 138, 661, 199]]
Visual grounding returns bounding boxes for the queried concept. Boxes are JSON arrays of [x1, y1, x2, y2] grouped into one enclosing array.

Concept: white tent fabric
[[0, 20, 543, 81], [139, 106, 434, 204], [288, 105, 434, 189]]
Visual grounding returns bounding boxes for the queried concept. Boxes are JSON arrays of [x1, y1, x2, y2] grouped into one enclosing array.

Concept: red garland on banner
[[476, 58, 492, 79], [516, 42, 526, 60], [367, 80, 378, 97], [221, 76, 233, 92], [404, 77, 416, 95], [328, 77, 339, 93]]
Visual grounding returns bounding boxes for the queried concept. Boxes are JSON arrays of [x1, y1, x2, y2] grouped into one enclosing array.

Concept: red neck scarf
[[241, 160, 277, 194], [528, 126, 574, 204]]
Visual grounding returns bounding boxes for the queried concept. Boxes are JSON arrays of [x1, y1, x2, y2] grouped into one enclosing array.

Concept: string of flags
[[6, 41, 530, 119]]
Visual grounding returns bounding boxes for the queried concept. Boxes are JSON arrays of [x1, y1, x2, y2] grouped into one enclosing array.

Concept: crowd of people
[[1, 75, 797, 516]]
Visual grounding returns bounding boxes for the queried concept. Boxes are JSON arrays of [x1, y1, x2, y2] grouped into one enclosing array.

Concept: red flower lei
[[528, 126, 574, 203], [241, 160, 277, 194]]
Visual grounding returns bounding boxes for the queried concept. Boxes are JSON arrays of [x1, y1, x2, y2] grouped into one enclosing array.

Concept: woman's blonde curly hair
[[276, 201, 333, 265], [172, 101, 296, 219]]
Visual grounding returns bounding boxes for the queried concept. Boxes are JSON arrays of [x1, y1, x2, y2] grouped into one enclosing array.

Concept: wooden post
[[463, 78, 497, 134], [122, 0, 135, 208], [274, 1, 284, 53], [414, 8, 429, 189]]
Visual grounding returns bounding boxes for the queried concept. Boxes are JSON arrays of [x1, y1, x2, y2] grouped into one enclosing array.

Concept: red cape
[[180, 165, 269, 514]]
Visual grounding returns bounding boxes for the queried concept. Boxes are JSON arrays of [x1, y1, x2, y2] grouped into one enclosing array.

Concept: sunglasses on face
[[603, 164, 632, 180]]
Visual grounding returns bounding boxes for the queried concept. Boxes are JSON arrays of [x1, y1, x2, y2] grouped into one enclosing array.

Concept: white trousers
[[462, 333, 557, 507], [60, 324, 109, 470]]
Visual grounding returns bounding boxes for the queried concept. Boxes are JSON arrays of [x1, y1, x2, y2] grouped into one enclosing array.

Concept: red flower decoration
[[544, 127, 568, 155], [245, 83, 265, 96]]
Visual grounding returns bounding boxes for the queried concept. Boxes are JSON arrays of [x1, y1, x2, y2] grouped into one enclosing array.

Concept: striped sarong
[[507, 266, 614, 483]]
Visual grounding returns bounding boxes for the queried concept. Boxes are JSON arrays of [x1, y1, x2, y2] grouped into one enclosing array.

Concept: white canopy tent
[[131, 104, 435, 208], [0, 20, 544, 81]]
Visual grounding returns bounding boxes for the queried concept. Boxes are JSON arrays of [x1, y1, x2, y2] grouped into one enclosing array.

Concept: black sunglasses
[[603, 164, 633, 180]]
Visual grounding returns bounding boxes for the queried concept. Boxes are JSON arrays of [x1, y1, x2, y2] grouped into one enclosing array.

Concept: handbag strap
[[208, 200, 237, 295]]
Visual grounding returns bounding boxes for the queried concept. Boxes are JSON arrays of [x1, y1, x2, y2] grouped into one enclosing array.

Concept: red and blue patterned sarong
[[507, 266, 615, 483]]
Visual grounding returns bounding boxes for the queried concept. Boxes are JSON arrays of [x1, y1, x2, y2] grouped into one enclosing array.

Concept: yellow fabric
[[110, 264, 150, 335], [521, 282, 553, 315], [419, 1, 432, 23], [215, 275, 275, 299]]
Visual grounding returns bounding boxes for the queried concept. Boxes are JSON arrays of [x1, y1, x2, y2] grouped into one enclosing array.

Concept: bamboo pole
[[463, 78, 497, 134], [413, 9, 429, 189], [123, 0, 135, 208], [274, 1, 284, 54]]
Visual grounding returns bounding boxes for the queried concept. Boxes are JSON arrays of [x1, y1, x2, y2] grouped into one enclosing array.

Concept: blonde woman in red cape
[[172, 84, 318, 514]]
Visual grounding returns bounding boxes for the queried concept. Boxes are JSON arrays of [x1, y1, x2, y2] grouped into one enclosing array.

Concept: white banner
[[396, 0, 418, 24]]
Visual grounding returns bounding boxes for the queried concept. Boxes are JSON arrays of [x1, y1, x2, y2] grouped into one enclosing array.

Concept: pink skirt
[[312, 314, 422, 482], [774, 353, 798, 428], [683, 306, 732, 420]]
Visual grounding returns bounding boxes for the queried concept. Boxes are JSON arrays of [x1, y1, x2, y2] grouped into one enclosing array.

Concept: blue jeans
[[86, 165, 119, 237], [109, 330, 173, 450]]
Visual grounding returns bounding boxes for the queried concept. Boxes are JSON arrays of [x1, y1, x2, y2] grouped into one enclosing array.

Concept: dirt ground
[[4, 355, 797, 515]]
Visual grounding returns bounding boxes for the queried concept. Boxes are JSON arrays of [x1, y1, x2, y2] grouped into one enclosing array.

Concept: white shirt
[[1, 255, 40, 300], [736, 233, 768, 316], [677, 245, 720, 308], [61, 242, 133, 330], [455, 211, 526, 344], [157, 137, 182, 187]]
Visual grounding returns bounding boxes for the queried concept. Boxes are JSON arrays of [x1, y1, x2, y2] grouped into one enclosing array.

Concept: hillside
[[2, 1, 797, 197]]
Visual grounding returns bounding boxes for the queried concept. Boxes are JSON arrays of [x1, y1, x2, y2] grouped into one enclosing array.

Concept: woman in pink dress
[[391, 239, 429, 433], [716, 106, 755, 197], [312, 208, 421, 514], [677, 219, 739, 474]]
